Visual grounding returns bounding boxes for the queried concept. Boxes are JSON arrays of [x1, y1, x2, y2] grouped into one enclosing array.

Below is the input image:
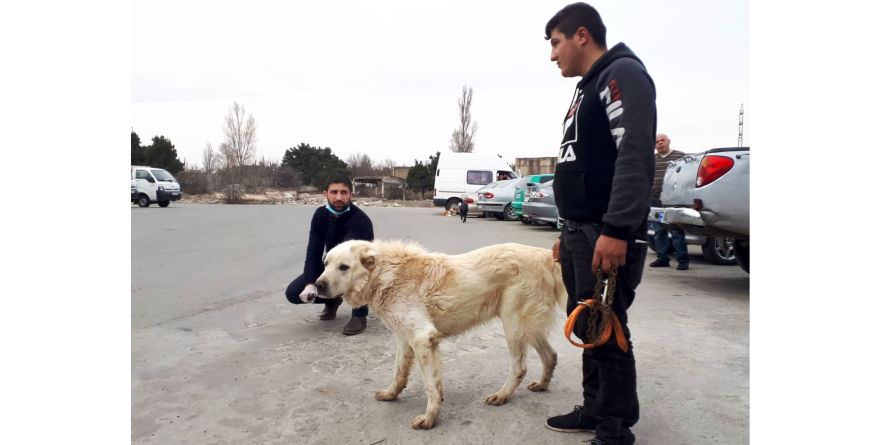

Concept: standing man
[[544, 4, 656, 445], [284, 174, 373, 335], [649, 133, 689, 270]]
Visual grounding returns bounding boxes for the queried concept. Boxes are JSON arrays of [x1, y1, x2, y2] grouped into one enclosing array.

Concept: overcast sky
[[132, 0, 748, 168]]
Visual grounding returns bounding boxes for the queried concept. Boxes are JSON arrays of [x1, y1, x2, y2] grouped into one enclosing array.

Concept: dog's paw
[[411, 414, 436, 429], [484, 393, 509, 406], [375, 389, 398, 401], [527, 381, 549, 392]]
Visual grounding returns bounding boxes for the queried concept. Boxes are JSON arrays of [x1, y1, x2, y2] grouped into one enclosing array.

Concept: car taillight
[[465, 197, 474, 204], [483, 192, 495, 199], [696, 155, 734, 187]]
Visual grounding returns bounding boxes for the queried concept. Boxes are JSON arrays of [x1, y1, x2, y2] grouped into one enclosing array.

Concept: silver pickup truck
[[649, 147, 750, 272]]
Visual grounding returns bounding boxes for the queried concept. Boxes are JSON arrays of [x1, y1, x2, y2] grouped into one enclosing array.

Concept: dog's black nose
[[315, 281, 327, 295]]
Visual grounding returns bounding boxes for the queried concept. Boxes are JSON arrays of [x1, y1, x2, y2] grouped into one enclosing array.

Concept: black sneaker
[[677, 262, 689, 270], [649, 259, 670, 267], [546, 405, 596, 433], [318, 297, 343, 321]]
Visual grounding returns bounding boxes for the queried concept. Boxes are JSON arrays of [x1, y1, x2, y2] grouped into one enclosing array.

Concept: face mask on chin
[[325, 203, 350, 216]]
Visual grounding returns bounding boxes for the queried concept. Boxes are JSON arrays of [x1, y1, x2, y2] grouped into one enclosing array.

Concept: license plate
[[171, 191, 180, 195]]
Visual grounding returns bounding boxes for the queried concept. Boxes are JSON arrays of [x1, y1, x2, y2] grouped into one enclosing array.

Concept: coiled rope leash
[[564, 269, 628, 352]]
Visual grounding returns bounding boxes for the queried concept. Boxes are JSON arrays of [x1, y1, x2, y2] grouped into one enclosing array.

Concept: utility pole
[[737, 103, 744, 147]]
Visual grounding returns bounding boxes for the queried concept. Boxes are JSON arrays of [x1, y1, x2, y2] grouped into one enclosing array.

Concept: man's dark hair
[[324, 174, 353, 192], [544, 2, 607, 49]]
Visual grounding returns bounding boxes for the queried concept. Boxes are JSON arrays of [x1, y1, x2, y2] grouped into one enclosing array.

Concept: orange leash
[[564, 271, 629, 353]]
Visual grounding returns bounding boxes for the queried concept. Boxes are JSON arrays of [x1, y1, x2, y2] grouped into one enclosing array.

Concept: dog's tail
[[549, 260, 569, 310]]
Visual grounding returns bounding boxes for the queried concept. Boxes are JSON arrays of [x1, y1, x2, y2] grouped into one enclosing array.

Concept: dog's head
[[315, 240, 378, 306]]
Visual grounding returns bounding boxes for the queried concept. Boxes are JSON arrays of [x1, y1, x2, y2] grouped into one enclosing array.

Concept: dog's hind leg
[[485, 316, 528, 406], [409, 330, 444, 429], [527, 334, 557, 392], [375, 337, 414, 401]]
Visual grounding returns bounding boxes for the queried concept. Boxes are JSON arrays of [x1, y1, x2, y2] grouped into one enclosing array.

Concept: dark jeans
[[650, 221, 689, 264], [285, 273, 368, 317], [559, 221, 645, 445]]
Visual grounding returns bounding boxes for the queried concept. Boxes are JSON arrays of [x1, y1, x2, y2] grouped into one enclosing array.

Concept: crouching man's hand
[[299, 284, 318, 303], [552, 239, 561, 263]]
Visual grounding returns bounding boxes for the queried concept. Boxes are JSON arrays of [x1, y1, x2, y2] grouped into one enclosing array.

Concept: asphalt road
[[132, 203, 748, 445]]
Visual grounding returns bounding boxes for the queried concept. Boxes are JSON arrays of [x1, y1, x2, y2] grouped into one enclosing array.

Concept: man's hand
[[552, 239, 561, 263], [299, 284, 318, 303], [592, 235, 627, 273]]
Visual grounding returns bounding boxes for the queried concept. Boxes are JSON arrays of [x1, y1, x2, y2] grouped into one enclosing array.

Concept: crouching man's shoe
[[319, 297, 343, 321], [342, 315, 367, 335], [546, 405, 596, 433]]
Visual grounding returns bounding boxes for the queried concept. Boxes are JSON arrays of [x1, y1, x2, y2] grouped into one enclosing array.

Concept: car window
[[135, 170, 150, 180], [467, 170, 493, 185], [151, 169, 175, 181]]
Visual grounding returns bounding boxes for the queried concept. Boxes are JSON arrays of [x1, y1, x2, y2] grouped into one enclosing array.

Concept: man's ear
[[357, 244, 378, 271]]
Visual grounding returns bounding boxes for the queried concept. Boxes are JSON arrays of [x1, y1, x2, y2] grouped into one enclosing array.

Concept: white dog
[[314, 239, 567, 429]]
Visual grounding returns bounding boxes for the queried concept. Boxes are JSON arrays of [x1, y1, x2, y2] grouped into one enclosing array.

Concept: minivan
[[432, 151, 516, 211], [131, 166, 181, 207]]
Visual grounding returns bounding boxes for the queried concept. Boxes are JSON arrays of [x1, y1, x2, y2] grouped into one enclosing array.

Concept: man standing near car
[[649, 133, 690, 270], [284, 174, 373, 335], [544, 3, 656, 445]]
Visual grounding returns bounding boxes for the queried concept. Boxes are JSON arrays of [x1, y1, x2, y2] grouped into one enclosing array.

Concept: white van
[[432, 151, 516, 210], [131, 165, 181, 207]]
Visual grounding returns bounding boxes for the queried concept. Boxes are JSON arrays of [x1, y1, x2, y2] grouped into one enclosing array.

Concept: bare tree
[[449, 84, 479, 153], [222, 102, 258, 171], [380, 158, 396, 176], [217, 142, 235, 169], [347, 152, 375, 177], [202, 143, 217, 173]]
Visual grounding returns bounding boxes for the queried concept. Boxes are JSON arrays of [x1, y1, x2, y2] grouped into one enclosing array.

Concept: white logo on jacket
[[600, 80, 625, 149], [559, 91, 583, 164]]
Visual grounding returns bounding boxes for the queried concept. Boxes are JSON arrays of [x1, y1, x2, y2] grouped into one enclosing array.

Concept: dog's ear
[[357, 244, 378, 271]]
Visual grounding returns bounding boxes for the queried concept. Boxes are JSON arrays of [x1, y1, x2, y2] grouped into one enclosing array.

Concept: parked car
[[477, 179, 521, 221], [513, 174, 555, 224], [522, 181, 559, 227], [131, 165, 182, 208], [432, 151, 517, 212], [649, 147, 749, 272]]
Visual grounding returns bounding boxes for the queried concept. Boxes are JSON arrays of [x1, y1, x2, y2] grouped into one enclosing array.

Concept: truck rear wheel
[[702, 236, 737, 265]]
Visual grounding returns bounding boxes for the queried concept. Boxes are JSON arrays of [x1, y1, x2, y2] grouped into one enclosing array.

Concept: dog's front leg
[[409, 331, 443, 429], [375, 337, 414, 401]]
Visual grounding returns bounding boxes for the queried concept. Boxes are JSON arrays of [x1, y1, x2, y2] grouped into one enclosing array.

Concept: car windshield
[[151, 169, 176, 181], [477, 182, 496, 191]]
